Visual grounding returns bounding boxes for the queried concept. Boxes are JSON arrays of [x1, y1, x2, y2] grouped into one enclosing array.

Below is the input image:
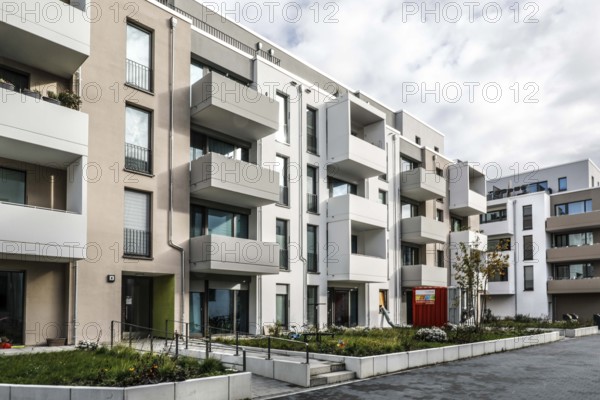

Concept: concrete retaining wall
[[565, 326, 598, 337], [0, 373, 251, 400]]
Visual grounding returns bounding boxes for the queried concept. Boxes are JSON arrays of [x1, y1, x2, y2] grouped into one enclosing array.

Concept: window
[[436, 250, 444, 268], [522, 205, 532, 230], [276, 219, 288, 270], [488, 238, 511, 251], [434, 146, 439, 152], [307, 225, 318, 273], [276, 156, 289, 206], [307, 166, 318, 213], [553, 232, 593, 248], [436, 168, 444, 178], [0, 167, 26, 204], [402, 246, 419, 265], [306, 107, 317, 154], [125, 105, 152, 174], [379, 290, 388, 309], [0, 66, 29, 91], [378, 190, 387, 205], [415, 136, 421, 145], [379, 174, 387, 182], [555, 200, 592, 216], [307, 286, 319, 327], [592, 176, 595, 187], [558, 177, 567, 192], [190, 61, 204, 86], [275, 92, 289, 143], [451, 217, 462, 232], [401, 157, 419, 172], [436, 209, 444, 222], [554, 264, 594, 280], [276, 284, 289, 328], [351, 235, 358, 254], [489, 266, 509, 282], [124, 190, 151, 257], [480, 209, 507, 224], [401, 201, 419, 219], [328, 178, 357, 198], [190, 133, 249, 162], [126, 23, 152, 91], [524, 266, 534, 291], [523, 235, 534, 261], [189, 205, 249, 239]]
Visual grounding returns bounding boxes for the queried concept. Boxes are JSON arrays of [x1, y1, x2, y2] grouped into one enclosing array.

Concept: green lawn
[[0, 346, 226, 386]]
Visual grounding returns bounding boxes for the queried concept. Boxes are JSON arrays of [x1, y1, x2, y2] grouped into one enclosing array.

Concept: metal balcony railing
[[126, 59, 152, 91], [124, 228, 151, 257], [307, 193, 318, 213], [125, 143, 152, 174]]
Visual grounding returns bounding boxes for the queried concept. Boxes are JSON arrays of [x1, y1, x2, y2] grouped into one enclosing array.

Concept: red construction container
[[412, 286, 448, 327]]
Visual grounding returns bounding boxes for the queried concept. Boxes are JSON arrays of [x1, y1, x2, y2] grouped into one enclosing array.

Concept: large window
[[190, 133, 249, 162], [402, 245, 420, 265], [307, 165, 318, 213], [0, 167, 26, 204], [558, 177, 567, 192], [307, 225, 318, 273], [0, 66, 28, 91], [126, 23, 152, 91], [489, 266, 509, 282], [522, 205, 532, 230], [276, 156, 289, 205], [555, 264, 595, 280], [276, 219, 289, 270], [307, 286, 319, 327], [523, 235, 534, 261], [401, 157, 419, 172], [306, 107, 317, 154], [488, 238, 511, 251], [189, 205, 249, 239], [124, 190, 151, 257], [275, 92, 289, 143], [553, 232, 593, 248], [555, 200, 592, 216], [276, 284, 289, 328], [328, 178, 357, 198], [401, 201, 419, 219], [524, 266, 534, 291], [451, 216, 463, 232], [0, 271, 25, 344], [125, 105, 152, 174]]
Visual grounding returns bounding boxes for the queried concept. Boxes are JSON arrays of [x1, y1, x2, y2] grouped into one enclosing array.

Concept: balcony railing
[[307, 133, 317, 154], [125, 143, 152, 174], [279, 248, 289, 270], [124, 228, 151, 257], [307, 253, 318, 272], [279, 186, 289, 206], [307, 193, 318, 213], [126, 59, 152, 91]]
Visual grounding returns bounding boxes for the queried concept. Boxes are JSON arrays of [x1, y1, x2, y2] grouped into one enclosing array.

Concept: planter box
[[565, 326, 599, 337]]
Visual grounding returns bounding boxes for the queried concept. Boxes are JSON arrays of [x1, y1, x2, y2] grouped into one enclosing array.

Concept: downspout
[[168, 16, 186, 328], [296, 84, 308, 323], [392, 134, 402, 324], [512, 199, 518, 317], [72, 261, 78, 344]]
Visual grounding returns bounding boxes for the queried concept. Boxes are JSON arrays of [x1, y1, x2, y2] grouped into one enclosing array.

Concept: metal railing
[[307, 193, 318, 213], [126, 59, 152, 91], [125, 143, 152, 174], [110, 321, 172, 354], [278, 185, 289, 205], [124, 228, 151, 257]]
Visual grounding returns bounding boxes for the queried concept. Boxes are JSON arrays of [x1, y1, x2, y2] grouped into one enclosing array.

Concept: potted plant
[[58, 90, 82, 110], [0, 78, 14, 91], [22, 88, 42, 99], [43, 90, 61, 105]]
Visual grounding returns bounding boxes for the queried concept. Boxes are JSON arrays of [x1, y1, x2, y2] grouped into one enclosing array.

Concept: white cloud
[[203, 0, 600, 175]]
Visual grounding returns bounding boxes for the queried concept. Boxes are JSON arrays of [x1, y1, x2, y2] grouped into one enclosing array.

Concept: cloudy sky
[[203, 0, 600, 176]]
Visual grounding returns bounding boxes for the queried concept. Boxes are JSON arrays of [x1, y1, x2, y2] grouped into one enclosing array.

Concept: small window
[[276, 92, 289, 144], [436, 209, 444, 222], [276, 219, 289, 270], [558, 177, 567, 192], [436, 168, 444, 178], [524, 266, 534, 291], [307, 225, 318, 273], [276, 155, 289, 206], [436, 250, 444, 268], [306, 107, 317, 154], [276, 284, 289, 328], [451, 216, 462, 232], [307, 165, 318, 213], [307, 286, 319, 326], [523, 235, 534, 260], [415, 136, 421, 145], [522, 205, 532, 230], [351, 235, 358, 254], [378, 190, 387, 205], [592, 176, 595, 187], [379, 174, 387, 182], [434, 146, 439, 152]]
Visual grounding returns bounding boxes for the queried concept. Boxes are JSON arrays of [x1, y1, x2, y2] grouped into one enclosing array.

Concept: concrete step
[[310, 370, 356, 387], [310, 362, 346, 376]]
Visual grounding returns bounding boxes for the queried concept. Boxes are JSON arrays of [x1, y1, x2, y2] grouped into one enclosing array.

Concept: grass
[[0, 346, 227, 387], [215, 325, 539, 357]]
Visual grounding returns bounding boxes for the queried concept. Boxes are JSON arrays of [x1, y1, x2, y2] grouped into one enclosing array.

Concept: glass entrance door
[[122, 277, 152, 335], [0, 271, 24, 344], [327, 288, 358, 327]]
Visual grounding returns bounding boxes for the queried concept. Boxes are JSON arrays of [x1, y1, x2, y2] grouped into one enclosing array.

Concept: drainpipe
[[72, 261, 78, 344], [512, 199, 518, 317], [296, 84, 308, 323], [168, 16, 186, 328]]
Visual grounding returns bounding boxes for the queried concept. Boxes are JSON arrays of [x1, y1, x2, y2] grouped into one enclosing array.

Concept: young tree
[[453, 236, 509, 327]]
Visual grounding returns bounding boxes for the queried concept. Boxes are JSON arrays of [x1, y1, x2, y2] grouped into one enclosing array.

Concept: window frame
[[522, 205, 532, 230], [125, 21, 154, 92], [124, 103, 153, 175], [275, 91, 289, 144], [524, 265, 534, 291], [306, 106, 318, 154], [0, 166, 26, 205], [276, 155, 289, 206], [307, 165, 318, 213], [523, 235, 534, 261], [276, 218, 289, 270], [378, 190, 387, 205], [275, 284, 289, 328], [307, 224, 318, 273], [558, 177, 567, 192], [124, 188, 152, 258]]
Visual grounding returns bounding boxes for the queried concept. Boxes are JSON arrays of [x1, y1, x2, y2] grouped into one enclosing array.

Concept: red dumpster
[[412, 287, 448, 327]]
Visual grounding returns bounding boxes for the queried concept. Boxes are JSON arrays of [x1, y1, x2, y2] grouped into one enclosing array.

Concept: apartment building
[[0, 0, 486, 345], [483, 160, 600, 320]]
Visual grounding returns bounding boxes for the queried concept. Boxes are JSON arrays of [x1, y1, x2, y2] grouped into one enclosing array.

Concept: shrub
[[414, 327, 448, 343], [58, 91, 82, 110]]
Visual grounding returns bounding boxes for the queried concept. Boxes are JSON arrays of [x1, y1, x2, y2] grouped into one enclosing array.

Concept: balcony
[[0, 87, 88, 165], [448, 162, 487, 216], [547, 244, 600, 263], [449, 190, 486, 217], [546, 211, 600, 233], [326, 95, 386, 180], [191, 72, 279, 141], [190, 153, 279, 208], [400, 168, 447, 201], [0, 202, 86, 260], [189, 235, 280, 276], [547, 278, 600, 294], [481, 218, 513, 236], [0, 0, 90, 77], [488, 279, 516, 295], [327, 194, 387, 229], [401, 265, 448, 288], [328, 254, 387, 283], [401, 217, 447, 245], [449, 230, 487, 249]]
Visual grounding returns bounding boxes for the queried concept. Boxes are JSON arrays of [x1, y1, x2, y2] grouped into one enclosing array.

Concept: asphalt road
[[275, 335, 600, 400]]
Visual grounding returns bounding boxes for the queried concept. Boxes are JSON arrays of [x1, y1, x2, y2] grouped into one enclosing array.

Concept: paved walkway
[[264, 335, 600, 400]]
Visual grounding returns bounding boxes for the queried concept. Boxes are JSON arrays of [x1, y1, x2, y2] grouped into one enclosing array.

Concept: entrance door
[[406, 290, 413, 325], [122, 277, 152, 334], [0, 271, 25, 344], [327, 288, 359, 327]]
